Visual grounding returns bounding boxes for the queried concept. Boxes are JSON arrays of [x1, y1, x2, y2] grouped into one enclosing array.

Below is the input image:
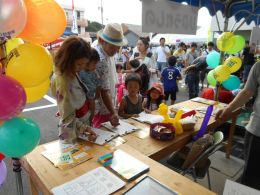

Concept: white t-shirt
[[156, 46, 170, 62], [202, 49, 215, 56]]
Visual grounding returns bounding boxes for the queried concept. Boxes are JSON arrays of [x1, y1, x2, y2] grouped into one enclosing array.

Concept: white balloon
[[0, 0, 27, 40]]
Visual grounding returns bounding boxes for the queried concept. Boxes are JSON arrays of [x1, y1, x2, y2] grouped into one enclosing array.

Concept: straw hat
[[97, 23, 128, 46]]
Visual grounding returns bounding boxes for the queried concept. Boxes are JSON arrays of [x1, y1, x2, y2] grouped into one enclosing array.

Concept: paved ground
[[0, 81, 244, 195]]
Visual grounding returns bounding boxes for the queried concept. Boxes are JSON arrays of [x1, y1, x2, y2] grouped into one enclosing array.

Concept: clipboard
[[79, 127, 118, 145]]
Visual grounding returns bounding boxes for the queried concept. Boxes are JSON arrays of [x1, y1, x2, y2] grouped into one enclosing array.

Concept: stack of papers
[[78, 128, 118, 145], [102, 119, 139, 136], [51, 167, 126, 195], [132, 112, 164, 124], [41, 141, 93, 170]]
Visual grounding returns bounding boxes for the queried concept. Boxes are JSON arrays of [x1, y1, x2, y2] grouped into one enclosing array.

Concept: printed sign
[[142, 0, 198, 34]]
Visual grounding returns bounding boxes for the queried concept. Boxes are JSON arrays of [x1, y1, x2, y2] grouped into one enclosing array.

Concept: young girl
[[142, 83, 164, 113], [118, 73, 143, 119], [115, 63, 126, 107], [79, 48, 101, 125], [51, 36, 97, 143]]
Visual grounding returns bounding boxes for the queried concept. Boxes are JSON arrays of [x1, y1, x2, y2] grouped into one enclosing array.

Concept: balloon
[[217, 32, 235, 52], [25, 79, 50, 103], [206, 51, 220, 68], [193, 105, 213, 141], [0, 161, 7, 185], [18, 0, 66, 44], [0, 76, 26, 120], [6, 43, 53, 88], [0, 117, 40, 158], [213, 65, 231, 82], [226, 35, 245, 54], [222, 75, 241, 90], [6, 38, 24, 55], [224, 56, 242, 73], [0, 153, 5, 160], [207, 70, 217, 87], [0, 0, 27, 40]]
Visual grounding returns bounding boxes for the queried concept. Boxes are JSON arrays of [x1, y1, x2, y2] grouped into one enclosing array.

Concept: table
[[124, 99, 241, 159], [22, 98, 239, 195], [22, 142, 216, 195]]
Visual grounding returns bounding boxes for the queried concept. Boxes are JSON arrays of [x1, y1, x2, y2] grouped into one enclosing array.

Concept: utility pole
[[101, 0, 104, 27]]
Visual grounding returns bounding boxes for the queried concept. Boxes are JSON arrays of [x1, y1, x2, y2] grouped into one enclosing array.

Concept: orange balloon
[[18, 0, 66, 44]]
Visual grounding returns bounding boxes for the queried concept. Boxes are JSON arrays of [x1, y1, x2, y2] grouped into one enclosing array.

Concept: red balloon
[[0, 153, 5, 161]]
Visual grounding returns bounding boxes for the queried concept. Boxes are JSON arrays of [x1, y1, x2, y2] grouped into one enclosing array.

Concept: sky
[[56, 0, 212, 35]]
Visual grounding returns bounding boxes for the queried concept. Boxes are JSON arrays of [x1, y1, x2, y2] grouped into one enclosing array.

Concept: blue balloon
[[222, 75, 241, 90], [206, 51, 220, 68], [0, 117, 40, 158]]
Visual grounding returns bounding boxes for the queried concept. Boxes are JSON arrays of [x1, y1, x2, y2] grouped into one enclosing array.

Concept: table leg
[[29, 177, 38, 195], [225, 114, 238, 158]]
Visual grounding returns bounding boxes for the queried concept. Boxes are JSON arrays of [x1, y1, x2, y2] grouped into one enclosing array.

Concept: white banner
[[142, 0, 199, 34]]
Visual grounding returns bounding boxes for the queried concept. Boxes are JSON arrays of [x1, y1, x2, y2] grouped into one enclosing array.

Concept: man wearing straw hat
[[93, 23, 128, 128]]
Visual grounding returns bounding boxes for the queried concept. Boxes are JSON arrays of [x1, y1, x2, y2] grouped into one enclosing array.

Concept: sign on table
[[142, 0, 198, 34]]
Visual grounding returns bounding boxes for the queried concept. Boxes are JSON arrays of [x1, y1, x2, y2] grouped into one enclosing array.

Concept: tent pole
[[215, 1, 230, 101]]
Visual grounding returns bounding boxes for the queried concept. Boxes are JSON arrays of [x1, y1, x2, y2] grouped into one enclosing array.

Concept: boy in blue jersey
[[161, 56, 182, 105]]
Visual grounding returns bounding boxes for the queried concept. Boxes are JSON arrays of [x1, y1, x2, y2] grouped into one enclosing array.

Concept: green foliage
[[86, 20, 104, 32]]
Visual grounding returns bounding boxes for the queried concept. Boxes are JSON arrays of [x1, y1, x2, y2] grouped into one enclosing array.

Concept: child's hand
[[132, 114, 140, 118], [144, 109, 151, 114]]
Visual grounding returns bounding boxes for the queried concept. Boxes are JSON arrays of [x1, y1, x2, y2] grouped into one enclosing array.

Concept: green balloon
[[0, 117, 40, 158], [227, 35, 245, 54], [207, 70, 217, 87]]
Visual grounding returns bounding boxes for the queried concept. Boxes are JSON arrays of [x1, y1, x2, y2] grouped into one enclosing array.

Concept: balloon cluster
[[206, 32, 245, 90], [0, 0, 66, 183]]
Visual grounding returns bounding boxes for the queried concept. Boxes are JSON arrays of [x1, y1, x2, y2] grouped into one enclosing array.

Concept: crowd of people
[[50, 22, 260, 190]]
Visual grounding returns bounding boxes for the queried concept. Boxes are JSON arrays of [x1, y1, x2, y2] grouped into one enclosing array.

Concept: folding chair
[[167, 131, 224, 190]]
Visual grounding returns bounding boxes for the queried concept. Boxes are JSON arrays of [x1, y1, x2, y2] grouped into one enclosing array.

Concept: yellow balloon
[[6, 43, 53, 88], [18, 0, 66, 44], [223, 56, 242, 73], [217, 32, 235, 52], [213, 65, 231, 82], [6, 38, 24, 55], [25, 79, 50, 103]]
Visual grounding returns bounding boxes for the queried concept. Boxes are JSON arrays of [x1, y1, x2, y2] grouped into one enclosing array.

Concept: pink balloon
[[0, 76, 26, 120], [0, 0, 27, 40]]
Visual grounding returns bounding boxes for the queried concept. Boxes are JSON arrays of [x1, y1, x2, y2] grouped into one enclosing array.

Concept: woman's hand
[[132, 114, 140, 118], [84, 126, 97, 142]]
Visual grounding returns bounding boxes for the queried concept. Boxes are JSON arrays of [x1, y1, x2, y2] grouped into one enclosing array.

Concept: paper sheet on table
[[132, 112, 164, 124], [104, 137, 127, 150], [51, 167, 126, 195], [223, 179, 260, 195], [41, 141, 93, 170]]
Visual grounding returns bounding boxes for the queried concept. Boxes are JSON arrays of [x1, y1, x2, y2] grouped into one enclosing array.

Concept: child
[[161, 56, 182, 105], [79, 48, 101, 125], [118, 73, 143, 119], [128, 59, 150, 98], [51, 36, 97, 143], [115, 63, 126, 107], [142, 83, 164, 113]]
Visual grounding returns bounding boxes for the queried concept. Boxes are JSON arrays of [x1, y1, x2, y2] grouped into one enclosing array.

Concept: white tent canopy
[[151, 26, 208, 44]]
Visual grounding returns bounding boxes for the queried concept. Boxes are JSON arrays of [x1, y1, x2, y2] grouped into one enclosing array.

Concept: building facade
[[61, 5, 91, 41]]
